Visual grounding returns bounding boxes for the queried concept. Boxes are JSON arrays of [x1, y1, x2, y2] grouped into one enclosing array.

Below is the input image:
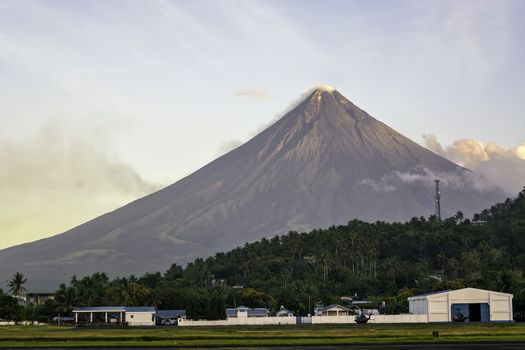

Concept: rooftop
[[72, 306, 155, 312]]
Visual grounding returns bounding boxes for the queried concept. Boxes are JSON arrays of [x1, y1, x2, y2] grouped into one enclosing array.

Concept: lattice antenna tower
[[434, 179, 441, 221]]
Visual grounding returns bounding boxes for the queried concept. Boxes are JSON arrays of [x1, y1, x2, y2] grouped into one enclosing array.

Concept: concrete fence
[[0, 321, 48, 326], [178, 316, 297, 327], [370, 314, 428, 323], [178, 314, 428, 326]]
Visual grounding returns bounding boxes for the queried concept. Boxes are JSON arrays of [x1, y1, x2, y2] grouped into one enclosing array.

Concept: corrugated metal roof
[[72, 306, 155, 312], [407, 289, 457, 301], [247, 308, 268, 317], [156, 309, 186, 318], [226, 307, 269, 317], [125, 306, 155, 313], [73, 306, 126, 312], [408, 287, 514, 300]]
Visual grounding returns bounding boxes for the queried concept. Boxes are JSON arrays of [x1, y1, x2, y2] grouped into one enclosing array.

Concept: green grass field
[[0, 323, 524, 348]]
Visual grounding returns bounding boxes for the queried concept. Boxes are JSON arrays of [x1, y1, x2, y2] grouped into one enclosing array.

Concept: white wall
[[178, 316, 296, 327], [409, 299, 427, 315], [0, 321, 47, 326], [310, 314, 428, 324], [126, 312, 155, 326], [179, 314, 429, 326], [428, 294, 449, 322], [311, 315, 355, 324], [489, 292, 513, 322], [370, 314, 428, 323]]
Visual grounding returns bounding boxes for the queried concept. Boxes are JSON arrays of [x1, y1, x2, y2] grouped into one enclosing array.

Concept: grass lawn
[[0, 323, 524, 347]]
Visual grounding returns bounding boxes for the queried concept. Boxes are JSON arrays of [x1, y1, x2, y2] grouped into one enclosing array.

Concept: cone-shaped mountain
[[0, 87, 505, 289]]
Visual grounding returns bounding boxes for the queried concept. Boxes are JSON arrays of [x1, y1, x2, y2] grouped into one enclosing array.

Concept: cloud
[[358, 165, 492, 194], [234, 88, 270, 99], [0, 123, 161, 249], [423, 134, 525, 194], [357, 178, 397, 193], [217, 139, 243, 155]]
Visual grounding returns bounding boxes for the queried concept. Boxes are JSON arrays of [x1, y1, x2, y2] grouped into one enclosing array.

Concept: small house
[[25, 292, 55, 305], [315, 304, 357, 317], [226, 306, 269, 318]]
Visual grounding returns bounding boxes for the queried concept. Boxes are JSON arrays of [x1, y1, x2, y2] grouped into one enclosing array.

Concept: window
[[130, 315, 134, 318]]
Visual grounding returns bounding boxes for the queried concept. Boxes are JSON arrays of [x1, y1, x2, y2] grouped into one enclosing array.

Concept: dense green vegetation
[[1, 323, 525, 347], [1, 188, 524, 322]]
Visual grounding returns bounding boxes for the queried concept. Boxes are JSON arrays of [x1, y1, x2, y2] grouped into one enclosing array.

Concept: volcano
[[0, 86, 504, 289]]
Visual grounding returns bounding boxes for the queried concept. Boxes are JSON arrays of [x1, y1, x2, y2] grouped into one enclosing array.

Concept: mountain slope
[[0, 86, 505, 289]]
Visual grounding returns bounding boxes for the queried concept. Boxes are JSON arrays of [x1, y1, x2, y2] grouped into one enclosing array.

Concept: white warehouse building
[[408, 288, 513, 323]]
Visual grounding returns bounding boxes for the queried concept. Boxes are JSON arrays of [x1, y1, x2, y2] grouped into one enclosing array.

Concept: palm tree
[[55, 283, 78, 314], [8, 272, 27, 297]]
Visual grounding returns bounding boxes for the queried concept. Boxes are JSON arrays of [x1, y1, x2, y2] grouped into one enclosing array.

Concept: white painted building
[[125, 307, 156, 326], [314, 304, 358, 316], [408, 288, 513, 322], [72, 306, 156, 326]]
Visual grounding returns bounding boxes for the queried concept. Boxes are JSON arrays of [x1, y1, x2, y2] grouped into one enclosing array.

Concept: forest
[[1, 188, 524, 322]]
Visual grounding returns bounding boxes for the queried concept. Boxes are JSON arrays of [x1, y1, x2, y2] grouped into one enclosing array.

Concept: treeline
[[1, 188, 525, 322]]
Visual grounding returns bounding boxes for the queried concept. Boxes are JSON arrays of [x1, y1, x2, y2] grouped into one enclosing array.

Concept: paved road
[[256, 345, 525, 350], [16, 344, 525, 350]]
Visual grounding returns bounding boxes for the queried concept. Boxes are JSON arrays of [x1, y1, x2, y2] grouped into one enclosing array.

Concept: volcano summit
[[0, 87, 504, 289]]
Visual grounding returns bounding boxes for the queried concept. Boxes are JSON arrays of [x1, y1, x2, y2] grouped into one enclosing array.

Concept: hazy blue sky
[[1, 0, 524, 248]]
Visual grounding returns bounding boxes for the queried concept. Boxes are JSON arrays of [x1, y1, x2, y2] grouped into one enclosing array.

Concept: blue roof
[[72, 306, 155, 312], [247, 308, 269, 316], [125, 306, 155, 312], [156, 309, 186, 318], [73, 306, 126, 312], [226, 307, 269, 317]]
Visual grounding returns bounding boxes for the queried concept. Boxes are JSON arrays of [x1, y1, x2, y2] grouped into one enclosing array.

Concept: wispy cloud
[[358, 165, 493, 194], [216, 139, 243, 156], [234, 88, 270, 99], [0, 123, 161, 249], [441, 0, 512, 80]]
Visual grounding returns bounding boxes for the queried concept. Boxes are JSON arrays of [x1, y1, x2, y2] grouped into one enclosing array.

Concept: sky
[[0, 0, 524, 249]]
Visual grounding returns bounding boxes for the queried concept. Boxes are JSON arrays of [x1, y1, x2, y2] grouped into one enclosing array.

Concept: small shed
[[156, 309, 186, 326], [408, 288, 513, 322]]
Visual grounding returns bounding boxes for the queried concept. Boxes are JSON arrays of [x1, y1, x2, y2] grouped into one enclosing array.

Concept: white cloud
[[423, 134, 525, 194]]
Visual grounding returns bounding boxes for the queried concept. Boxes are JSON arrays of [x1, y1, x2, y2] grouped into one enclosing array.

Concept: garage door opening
[[451, 303, 490, 322]]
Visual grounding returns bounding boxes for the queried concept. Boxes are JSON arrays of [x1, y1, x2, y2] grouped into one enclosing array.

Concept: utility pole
[[434, 179, 441, 221]]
